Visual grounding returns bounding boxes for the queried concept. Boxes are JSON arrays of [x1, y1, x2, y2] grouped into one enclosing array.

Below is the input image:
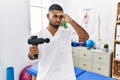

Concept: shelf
[[114, 40, 120, 43], [113, 59, 120, 62], [112, 71, 120, 79], [112, 75, 120, 80], [116, 21, 120, 24], [112, 2, 120, 79], [112, 60, 120, 79]]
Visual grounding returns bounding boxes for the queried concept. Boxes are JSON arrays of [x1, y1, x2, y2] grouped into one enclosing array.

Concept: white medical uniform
[[36, 27, 77, 80]]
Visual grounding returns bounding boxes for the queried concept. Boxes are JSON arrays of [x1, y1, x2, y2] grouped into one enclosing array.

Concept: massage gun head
[[28, 36, 50, 46]]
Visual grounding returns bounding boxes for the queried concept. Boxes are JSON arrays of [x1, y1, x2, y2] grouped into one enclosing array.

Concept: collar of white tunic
[[43, 27, 63, 40]]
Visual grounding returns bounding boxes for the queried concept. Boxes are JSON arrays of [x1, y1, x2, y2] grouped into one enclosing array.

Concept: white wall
[[0, 0, 35, 80], [52, 0, 120, 49]]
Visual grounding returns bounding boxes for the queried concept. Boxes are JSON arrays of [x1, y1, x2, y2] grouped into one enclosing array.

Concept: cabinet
[[112, 2, 120, 80], [72, 47, 112, 77]]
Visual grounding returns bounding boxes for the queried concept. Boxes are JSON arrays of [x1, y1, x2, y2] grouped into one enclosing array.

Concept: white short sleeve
[[70, 30, 79, 42]]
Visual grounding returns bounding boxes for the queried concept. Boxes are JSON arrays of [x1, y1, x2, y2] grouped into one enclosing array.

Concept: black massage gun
[[28, 36, 50, 59]]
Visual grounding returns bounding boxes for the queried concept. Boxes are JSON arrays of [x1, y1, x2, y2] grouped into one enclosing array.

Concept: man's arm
[[69, 19, 89, 42], [62, 13, 89, 42]]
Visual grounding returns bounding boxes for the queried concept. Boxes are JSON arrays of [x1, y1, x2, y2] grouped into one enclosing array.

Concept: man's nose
[[56, 17, 61, 22]]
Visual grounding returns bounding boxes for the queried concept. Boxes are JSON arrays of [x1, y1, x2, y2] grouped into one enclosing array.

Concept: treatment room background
[[0, 0, 120, 80]]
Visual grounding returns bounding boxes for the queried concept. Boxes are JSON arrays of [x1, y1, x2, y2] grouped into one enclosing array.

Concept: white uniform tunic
[[36, 28, 76, 80]]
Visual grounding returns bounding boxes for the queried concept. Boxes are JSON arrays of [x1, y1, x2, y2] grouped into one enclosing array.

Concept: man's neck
[[47, 25, 58, 36]]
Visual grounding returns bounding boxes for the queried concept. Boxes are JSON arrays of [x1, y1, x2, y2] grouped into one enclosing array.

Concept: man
[[28, 4, 89, 80]]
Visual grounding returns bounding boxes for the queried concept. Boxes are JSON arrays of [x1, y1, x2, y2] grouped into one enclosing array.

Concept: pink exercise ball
[[19, 65, 32, 80]]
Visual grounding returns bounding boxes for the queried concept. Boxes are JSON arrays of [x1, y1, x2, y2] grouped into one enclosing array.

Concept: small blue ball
[[86, 39, 94, 48]]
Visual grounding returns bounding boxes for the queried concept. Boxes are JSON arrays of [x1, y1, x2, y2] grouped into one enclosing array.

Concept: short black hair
[[49, 4, 63, 12]]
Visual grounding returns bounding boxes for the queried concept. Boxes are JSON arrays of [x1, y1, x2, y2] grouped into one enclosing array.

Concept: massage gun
[[28, 36, 50, 59]]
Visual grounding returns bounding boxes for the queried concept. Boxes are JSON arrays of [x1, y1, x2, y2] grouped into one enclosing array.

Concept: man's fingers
[[29, 45, 39, 54]]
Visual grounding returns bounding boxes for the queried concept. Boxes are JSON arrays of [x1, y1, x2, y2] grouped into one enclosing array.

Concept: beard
[[49, 20, 60, 28]]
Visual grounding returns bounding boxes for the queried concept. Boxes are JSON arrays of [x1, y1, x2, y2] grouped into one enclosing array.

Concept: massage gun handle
[[33, 44, 38, 59], [33, 54, 38, 59]]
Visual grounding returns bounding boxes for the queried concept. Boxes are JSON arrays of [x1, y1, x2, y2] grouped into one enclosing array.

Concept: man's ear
[[47, 13, 49, 19]]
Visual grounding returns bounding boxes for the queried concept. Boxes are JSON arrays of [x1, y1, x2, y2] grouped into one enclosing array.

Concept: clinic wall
[[52, 0, 120, 49], [0, 0, 35, 80]]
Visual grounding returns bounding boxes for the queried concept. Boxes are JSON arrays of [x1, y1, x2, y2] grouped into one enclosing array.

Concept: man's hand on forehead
[[49, 12, 72, 23]]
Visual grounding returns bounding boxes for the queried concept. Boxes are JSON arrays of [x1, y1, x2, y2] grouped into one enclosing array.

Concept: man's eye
[[59, 16, 63, 19], [53, 15, 58, 18], [53, 14, 63, 19]]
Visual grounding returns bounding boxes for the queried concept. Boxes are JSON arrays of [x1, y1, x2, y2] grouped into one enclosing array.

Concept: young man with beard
[[28, 4, 89, 80]]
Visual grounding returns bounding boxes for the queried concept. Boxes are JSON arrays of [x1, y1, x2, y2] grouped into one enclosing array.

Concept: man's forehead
[[49, 10, 63, 14]]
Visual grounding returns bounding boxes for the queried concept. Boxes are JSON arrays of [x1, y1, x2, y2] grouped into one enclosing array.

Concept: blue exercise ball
[[86, 39, 94, 48]]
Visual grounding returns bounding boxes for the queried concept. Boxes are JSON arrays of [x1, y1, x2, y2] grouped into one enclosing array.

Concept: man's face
[[48, 10, 63, 28]]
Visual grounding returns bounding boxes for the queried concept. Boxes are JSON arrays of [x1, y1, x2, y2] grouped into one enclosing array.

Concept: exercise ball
[[19, 65, 32, 80], [86, 39, 94, 48]]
